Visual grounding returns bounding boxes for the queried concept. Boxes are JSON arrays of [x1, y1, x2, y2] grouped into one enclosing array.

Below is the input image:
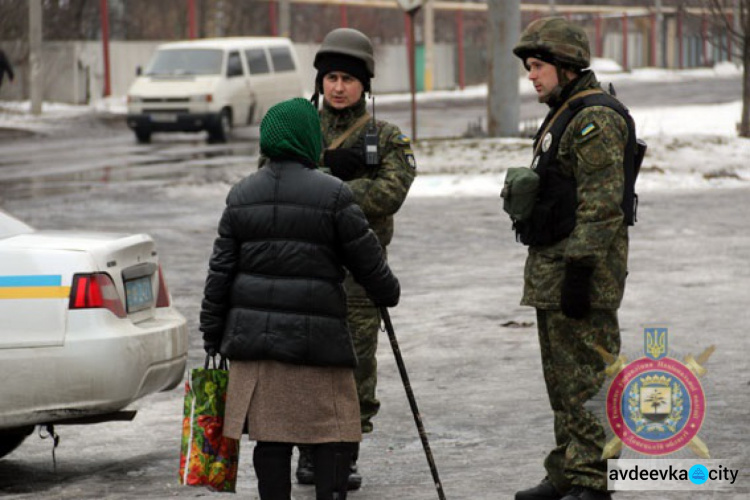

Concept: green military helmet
[[513, 16, 590, 70], [314, 28, 375, 78]]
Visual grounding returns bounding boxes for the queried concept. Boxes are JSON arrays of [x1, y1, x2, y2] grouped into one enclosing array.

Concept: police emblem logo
[[541, 132, 553, 153], [599, 327, 714, 458]]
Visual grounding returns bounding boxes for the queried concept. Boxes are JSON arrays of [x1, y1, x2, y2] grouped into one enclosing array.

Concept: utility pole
[[487, 0, 520, 137], [100, 0, 111, 97], [279, 0, 291, 38], [424, 0, 434, 92], [549, 0, 557, 16], [29, 0, 42, 115], [655, 0, 663, 67], [397, 0, 424, 140]]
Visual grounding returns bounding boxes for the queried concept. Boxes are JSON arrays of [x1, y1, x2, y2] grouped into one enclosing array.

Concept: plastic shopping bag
[[179, 355, 240, 492]]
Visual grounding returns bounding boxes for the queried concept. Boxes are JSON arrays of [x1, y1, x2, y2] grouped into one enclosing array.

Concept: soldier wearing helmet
[[510, 17, 636, 500], [296, 27, 416, 491]]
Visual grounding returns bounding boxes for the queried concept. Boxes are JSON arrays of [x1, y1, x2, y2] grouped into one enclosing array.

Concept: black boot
[[313, 442, 355, 500], [347, 443, 362, 490], [296, 445, 315, 485], [560, 486, 611, 500], [253, 442, 293, 500], [516, 477, 564, 500]]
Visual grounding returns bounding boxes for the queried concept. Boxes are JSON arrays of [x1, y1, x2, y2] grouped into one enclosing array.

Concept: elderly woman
[[199, 97, 400, 500]]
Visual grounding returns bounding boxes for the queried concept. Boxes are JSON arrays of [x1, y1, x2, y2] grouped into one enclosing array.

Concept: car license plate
[[125, 276, 154, 313], [150, 113, 177, 123]]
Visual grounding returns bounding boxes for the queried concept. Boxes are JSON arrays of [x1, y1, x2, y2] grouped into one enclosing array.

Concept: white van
[[126, 37, 304, 143]]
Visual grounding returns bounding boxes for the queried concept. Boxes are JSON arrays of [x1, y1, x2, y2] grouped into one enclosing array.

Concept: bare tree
[[701, 0, 750, 137]]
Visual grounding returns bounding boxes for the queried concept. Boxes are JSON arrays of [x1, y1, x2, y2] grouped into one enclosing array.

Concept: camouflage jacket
[[319, 97, 416, 248], [522, 71, 629, 310]]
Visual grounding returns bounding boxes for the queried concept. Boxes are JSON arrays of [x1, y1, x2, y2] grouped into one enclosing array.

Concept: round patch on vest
[[541, 132, 553, 153]]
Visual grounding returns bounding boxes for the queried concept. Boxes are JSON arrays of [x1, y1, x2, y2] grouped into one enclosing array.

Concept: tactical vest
[[517, 90, 641, 247]]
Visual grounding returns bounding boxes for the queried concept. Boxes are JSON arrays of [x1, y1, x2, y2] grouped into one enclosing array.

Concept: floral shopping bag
[[179, 355, 240, 492]]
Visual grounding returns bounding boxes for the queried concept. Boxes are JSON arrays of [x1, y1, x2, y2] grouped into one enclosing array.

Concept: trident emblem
[[645, 327, 668, 360]]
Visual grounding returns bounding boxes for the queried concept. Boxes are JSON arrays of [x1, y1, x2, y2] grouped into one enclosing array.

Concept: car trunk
[[1, 231, 161, 348]]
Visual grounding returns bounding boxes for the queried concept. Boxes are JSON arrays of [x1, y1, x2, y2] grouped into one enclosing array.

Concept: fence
[[0, 4, 739, 104]]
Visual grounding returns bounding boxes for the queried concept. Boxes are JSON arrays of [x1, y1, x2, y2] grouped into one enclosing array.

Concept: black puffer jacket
[[200, 159, 400, 368]]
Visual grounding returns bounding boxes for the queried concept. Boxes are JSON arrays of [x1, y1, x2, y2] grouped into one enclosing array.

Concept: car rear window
[[269, 46, 296, 73], [245, 48, 270, 75]]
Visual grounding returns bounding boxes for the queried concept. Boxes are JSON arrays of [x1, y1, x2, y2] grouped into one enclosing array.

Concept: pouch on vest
[[501, 167, 540, 223]]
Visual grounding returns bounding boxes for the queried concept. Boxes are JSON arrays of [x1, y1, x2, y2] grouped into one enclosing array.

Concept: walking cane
[[380, 307, 447, 500]]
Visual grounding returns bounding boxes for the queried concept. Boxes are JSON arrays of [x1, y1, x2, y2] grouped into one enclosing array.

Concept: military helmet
[[513, 17, 590, 70], [314, 28, 375, 77]]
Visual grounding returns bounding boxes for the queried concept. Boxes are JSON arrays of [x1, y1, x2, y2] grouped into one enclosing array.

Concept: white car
[[0, 209, 188, 459], [126, 37, 304, 143]]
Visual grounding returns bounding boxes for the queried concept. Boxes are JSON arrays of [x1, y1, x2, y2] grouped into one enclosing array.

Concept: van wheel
[[134, 128, 152, 144], [0, 426, 33, 459], [209, 109, 232, 143]]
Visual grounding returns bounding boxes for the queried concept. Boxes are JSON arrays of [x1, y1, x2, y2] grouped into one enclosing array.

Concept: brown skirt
[[223, 359, 362, 444]]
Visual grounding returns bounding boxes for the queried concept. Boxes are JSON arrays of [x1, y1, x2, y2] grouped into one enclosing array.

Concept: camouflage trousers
[[349, 304, 381, 434], [536, 308, 620, 493]]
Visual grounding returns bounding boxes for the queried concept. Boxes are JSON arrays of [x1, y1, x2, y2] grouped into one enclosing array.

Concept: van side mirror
[[136, 66, 142, 76]]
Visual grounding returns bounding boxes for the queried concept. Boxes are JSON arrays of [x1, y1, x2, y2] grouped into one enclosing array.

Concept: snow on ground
[[1, 60, 747, 197]]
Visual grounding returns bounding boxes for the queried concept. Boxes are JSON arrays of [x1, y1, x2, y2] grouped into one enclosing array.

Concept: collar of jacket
[[268, 154, 317, 170], [547, 70, 599, 110]]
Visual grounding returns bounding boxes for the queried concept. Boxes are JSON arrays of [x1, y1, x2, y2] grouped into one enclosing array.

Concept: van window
[[245, 48, 270, 75], [269, 46, 296, 72], [227, 51, 244, 77], [146, 49, 223, 76]]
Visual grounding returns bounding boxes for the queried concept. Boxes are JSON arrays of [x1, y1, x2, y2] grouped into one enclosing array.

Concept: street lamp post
[[398, 0, 424, 141]]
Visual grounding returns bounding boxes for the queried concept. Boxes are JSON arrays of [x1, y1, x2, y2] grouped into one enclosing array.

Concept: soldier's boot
[[347, 443, 362, 490], [296, 445, 315, 485], [515, 477, 564, 500], [560, 487, 611, 500]]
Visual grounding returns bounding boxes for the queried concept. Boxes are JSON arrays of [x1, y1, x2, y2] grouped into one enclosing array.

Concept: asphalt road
[[0, 74, 743, 190], [0, 168, 748, 499]]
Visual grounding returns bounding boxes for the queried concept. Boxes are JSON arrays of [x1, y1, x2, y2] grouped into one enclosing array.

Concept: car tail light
[[69, 273, 127, 318], [156, 265, 171, 308]]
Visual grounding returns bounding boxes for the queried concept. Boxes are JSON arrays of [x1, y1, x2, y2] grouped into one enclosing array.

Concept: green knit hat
[[260, 97, 322, 165]]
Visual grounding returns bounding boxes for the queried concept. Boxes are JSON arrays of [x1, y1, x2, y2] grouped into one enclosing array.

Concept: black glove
[[560, 264, 593, 320], [323, 148, 365, 181]]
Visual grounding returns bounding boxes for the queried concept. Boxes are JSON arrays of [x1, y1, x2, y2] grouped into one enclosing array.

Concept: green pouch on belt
[[501, 167, 540, 223]]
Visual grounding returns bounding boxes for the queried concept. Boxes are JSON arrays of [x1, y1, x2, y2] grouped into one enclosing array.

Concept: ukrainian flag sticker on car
[[0, 275, 70, 299]]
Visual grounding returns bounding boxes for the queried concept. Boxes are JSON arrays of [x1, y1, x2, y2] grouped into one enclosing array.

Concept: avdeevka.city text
[[609, 464, 738, 484]]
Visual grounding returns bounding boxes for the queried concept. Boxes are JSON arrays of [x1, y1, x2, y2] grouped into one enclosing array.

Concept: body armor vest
[[517, 91, 641, 247]]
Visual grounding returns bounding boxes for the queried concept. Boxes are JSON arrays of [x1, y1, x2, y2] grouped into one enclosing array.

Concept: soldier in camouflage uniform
[[296, 27, 416, 490], [511, 17, 630, 500]]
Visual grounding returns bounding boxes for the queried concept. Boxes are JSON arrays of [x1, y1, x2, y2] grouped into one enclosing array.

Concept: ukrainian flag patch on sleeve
[[581, 122, 598, 137], [394, 134, 411, 145]]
